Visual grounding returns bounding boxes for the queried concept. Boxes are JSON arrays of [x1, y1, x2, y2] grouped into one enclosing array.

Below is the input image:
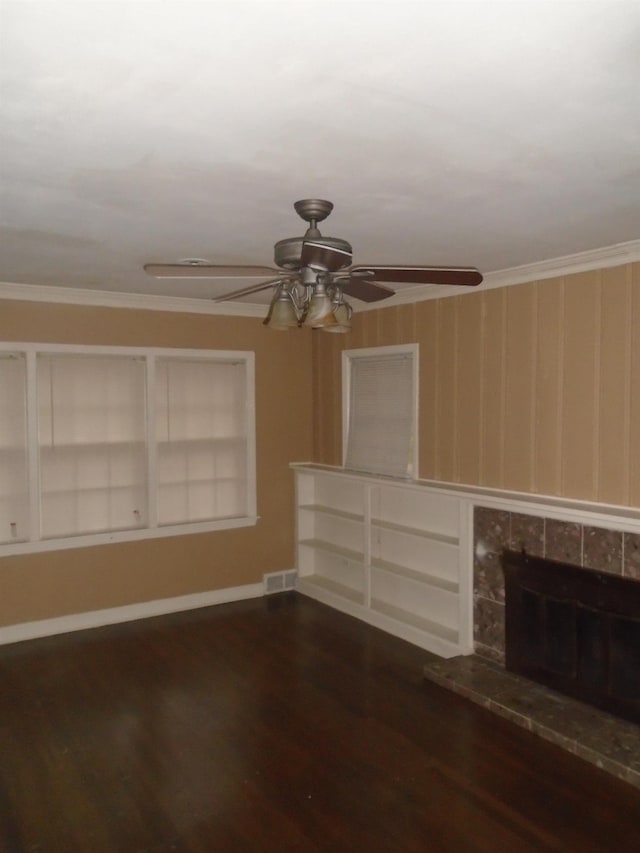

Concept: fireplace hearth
[[502, 549, 640, 725]]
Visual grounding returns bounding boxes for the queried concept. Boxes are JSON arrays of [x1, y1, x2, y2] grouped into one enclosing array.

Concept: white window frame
[[0, 342, 257, 556], [342, 344, 419, 478]]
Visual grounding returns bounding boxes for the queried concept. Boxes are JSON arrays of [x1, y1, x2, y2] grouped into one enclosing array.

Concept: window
[[0, 344, 256, 555], [37, 354, 147, 538], [155, 358, 249, 526], [342, 344, 418, 478]]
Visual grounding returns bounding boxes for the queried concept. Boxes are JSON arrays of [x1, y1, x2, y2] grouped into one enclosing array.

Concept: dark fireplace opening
[[501, 549, 640, 725]]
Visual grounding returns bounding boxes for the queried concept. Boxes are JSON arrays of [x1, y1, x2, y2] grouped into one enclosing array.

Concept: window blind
[[37, 354, 147, 538], [344, 352, 415, 478], [155, 358, 248, 525]]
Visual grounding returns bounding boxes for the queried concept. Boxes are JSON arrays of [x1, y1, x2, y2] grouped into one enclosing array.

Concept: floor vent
[[263, 570, 298, 595]]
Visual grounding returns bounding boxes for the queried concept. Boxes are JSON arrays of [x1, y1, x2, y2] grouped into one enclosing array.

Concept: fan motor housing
[[274, 236, 353, 271]]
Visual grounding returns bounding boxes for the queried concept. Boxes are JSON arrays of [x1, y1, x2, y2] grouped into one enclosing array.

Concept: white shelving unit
[[292, 464, 473, 658], [296, 470, 367, 606]]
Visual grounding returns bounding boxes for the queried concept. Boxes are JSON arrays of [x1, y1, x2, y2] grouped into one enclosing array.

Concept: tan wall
[[0, 301, 313, 625], [3, 261, 638, 626], [313, 262, 640, 507]]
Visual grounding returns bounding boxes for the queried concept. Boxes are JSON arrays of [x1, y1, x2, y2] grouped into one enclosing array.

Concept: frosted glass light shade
[[323, 301, 352, 333], [266, 292, 299, 330], [303, 288, 337, 328]]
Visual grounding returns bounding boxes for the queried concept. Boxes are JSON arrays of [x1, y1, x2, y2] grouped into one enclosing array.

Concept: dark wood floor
[[1, 594, 639, 852]]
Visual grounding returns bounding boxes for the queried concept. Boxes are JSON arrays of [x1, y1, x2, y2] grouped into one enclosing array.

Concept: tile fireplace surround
[[423, 505, 640, 788], [472, 506, 640, 663]]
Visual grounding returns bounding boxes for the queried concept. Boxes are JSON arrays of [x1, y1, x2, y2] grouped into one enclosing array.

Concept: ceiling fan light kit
[[263, 285, 299, 331], [144, 200, 483, 331], [322, 298, 352, 334], [303, 281, 338, 328]]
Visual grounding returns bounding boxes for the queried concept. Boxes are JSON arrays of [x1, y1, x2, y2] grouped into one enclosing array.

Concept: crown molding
[[1, 238, 638, 315], [0, 280, 265, 317], [481, 238, 640, 289]]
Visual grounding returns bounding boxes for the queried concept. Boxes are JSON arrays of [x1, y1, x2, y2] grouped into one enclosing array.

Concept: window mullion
[[245, 353, 257, 519], [25, 350, 42, 541], [146, 355, 158, 528]]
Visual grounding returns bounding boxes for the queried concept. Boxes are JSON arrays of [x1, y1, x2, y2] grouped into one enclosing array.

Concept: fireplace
[[502, 549, 640, 725]]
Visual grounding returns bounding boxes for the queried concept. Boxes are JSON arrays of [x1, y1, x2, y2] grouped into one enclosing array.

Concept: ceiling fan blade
[[213, 277, 289, 303], [340, 277, 395, 303], [348, 266, 483, 286], [144, 264, 279, 279], [300, 241, 352, 272]]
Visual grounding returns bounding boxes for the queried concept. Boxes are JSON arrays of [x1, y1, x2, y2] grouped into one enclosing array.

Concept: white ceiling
[[1, 0, 639, 310]]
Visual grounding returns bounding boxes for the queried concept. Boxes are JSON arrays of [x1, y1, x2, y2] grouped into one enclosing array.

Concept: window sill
[[0, 515, 259, 557]]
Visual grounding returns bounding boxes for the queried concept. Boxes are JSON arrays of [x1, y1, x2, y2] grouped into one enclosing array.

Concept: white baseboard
[[0, 582, 265, 645]]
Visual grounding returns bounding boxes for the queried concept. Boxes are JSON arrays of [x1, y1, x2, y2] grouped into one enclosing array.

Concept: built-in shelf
[[370, 557, 459, 593], [299, 504, 364, 524], [298, 538, 364, 564], [292, 465, 472, 658], [371, 518, 459, 546], [297, 574, 364, 605], [370, 599, 459, 645]]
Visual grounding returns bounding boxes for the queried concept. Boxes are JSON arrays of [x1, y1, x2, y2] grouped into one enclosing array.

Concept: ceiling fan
[[144, 199, 483, 332]]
